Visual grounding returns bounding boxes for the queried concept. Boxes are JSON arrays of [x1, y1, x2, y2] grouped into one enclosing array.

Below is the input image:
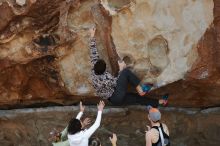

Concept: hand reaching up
[[109, 133, 117, 146], [97, 100, 105, 111], [79, 101, 85, 112]]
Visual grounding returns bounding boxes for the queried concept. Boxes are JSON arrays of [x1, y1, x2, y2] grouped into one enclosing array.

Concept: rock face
[[110, 0, 213, 84], [16, 0, 26, 6], [0, 106, 220, 146], [0, 0, 219, 108]]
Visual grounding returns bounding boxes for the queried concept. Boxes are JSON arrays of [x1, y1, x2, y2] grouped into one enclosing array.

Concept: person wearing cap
[[145, 106, 170, 146]]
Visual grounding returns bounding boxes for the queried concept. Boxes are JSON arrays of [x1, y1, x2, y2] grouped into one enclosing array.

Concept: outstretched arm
[[84, 101, 105, 138], [76, 101, 85, 120], [61, 102, 85, 139], [109, 133, 117, 146], [89, 27, 99, 65], [145, 130, 152, 146]]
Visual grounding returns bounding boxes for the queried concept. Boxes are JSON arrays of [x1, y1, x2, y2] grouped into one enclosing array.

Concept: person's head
[[89, 137, 101, 146], [94, 59, 106, 75], [67, 118, 82, 135], [48, 128, 61, 143], [147, 106, 161, 123]]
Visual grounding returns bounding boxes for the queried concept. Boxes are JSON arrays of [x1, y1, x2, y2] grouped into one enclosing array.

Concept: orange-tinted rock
[[91, 3, 120, 76], [166, 0, 220, 107], [25, 77, 52, 98], [0, 0, 220, 108], [0, 56, 70, 109], [0, 2, 15, 32], [213, 0, 220, 69]]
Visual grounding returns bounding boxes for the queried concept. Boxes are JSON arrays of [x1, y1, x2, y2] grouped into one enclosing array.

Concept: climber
[[49, 102, 91, 146], [67, 101, 105, 146], [88, 26, 168, 106], [145, 106, 170, 146]]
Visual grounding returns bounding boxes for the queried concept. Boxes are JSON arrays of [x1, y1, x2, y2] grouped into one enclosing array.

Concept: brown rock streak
[[91, 4, 119, 76]]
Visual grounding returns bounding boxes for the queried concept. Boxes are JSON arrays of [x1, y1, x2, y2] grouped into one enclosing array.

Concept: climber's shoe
[[161, 93, 169, 106], [141, 83, 153, 93]]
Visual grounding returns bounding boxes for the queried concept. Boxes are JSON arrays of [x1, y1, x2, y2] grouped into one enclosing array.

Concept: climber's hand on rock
[[118, 60, 126, 71], [89, 27, 96, 38]]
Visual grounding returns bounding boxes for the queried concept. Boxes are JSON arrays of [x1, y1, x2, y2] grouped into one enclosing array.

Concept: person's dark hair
[[94, 59, 106, 75], [67, 118, 82, 135], [89, 137, 101, 146]]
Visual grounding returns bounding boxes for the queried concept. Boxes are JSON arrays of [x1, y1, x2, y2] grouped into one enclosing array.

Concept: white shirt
[[68, 111, 102, 146]]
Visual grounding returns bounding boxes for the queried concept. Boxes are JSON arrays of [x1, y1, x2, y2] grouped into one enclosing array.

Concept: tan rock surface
[[109, 0, 214, 84], [0, 0, 220, 108], [16, 0, 26, 6]]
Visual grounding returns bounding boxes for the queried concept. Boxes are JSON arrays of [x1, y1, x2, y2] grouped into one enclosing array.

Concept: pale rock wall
[[104, 0, 214, 85], [59, 0, 214, 95], [0, 31, 35, 63], [58, 1, 95, 95], [57, 0, 114, 95], [16, 0, 26, 6]]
